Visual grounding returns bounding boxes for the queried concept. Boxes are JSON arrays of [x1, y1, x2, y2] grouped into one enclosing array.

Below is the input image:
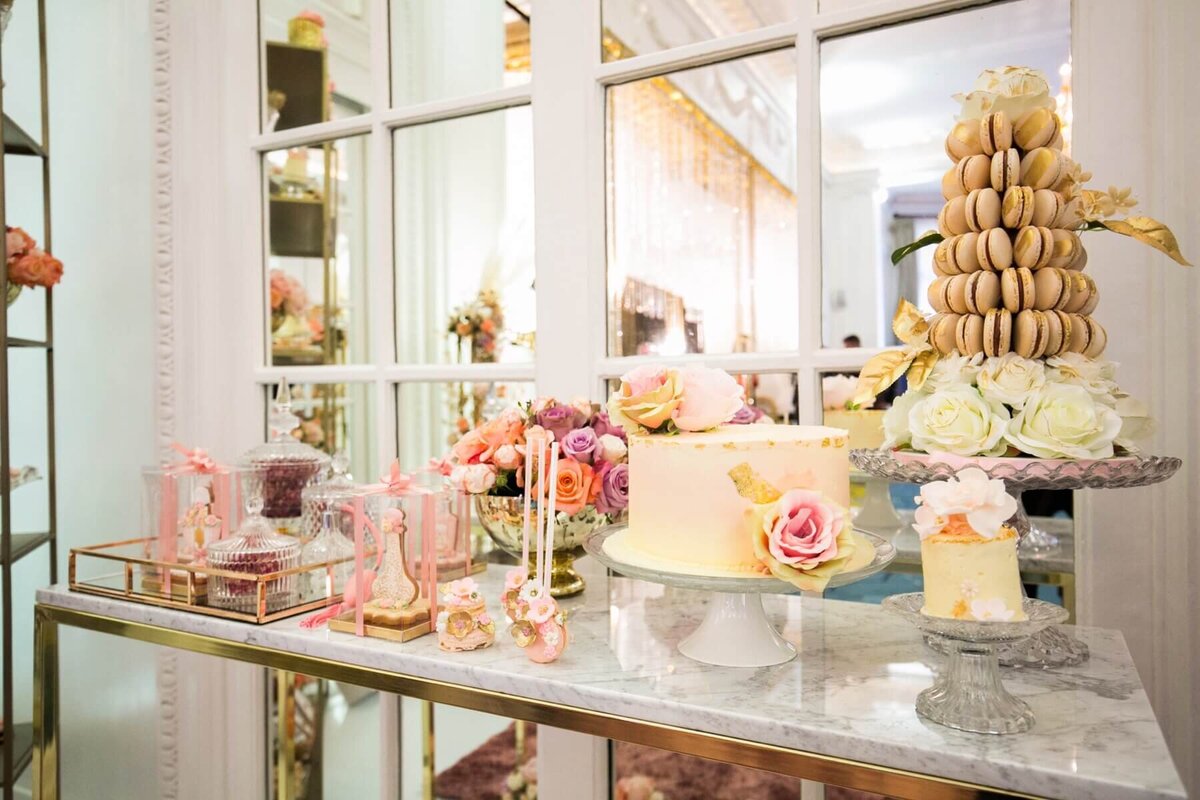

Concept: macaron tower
[[931, 104, 1103, 360]]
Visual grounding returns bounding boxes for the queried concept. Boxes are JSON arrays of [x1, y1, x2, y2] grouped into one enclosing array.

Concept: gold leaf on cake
[[853, 349, 916, 407], [728, 463, 782, 504], [1099, 216, 1192, 266], [891, 298, 930, 346], [905, 348, 940, 392]]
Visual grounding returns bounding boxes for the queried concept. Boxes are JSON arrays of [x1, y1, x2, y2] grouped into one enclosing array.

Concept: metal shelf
[[1, 114, 45, 158], [5, 338, 49, 349], [0, 723, 33, 788], [7, 533, 49, 566]]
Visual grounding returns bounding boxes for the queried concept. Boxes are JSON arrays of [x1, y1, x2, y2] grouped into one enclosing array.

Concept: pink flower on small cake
[[673, 366, 745, 432], [913, 467, 1016, 539], [504, 568, 528, 592], [749, 488, 857, 592], [527, 596, 557, 625]]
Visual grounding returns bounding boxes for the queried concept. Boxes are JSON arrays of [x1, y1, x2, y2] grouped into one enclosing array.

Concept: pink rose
[[493, 444, 522, 470], [673, 366, 744, 432], [608, 365, 683, 432], [762, 489, 845, 570], [451, 463, 497, 494], [6, 227, 34, 258]]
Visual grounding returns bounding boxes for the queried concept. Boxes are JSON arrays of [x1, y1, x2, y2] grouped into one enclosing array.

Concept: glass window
[[266, 382, 376, 481], [0, 0, 44, 140], [819, 0, 1071, 347], [260, 0, 374, 132], [606, 50, 798, 357], [4, 153, 48, 341], [602, 0, 794, 62], [396, 381, 535, 470], [7, 348, 50, 536], [265, 135, 371, 366], [393, 107, 534, 365], [390, 0, 531, 107]]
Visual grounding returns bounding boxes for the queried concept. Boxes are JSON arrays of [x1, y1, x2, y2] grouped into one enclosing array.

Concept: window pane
[[267, 382, 376, 481], [260, 1, 374, 132], [390, 0, 530, 107], [602, 0, 794, 62], [1, 1, 43, 141], [5, 154, 48, 341], [394, 107, 534, 365], [396, 381, 535, 469], [819, 0, 1071, 347], [265, 135, 371, 366], [607, 51, 798, 357]]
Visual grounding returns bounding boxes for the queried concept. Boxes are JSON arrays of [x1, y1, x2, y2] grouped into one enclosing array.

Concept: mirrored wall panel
[[0, 0, 44, 141], [396, 381, 535, 470], [390, 0, 530, 107], [394, 107, 534, 365], [819, 0, 1070, 348], [607, 50, 798, 357], [7, 348, 50, 537], [266, 382, 376, 481], [602, 0, 793, 62], [405, 701, 528, 800], [4, 153, 48, 342], [265, 134, 370, 366], [260, 0, 374, 132]]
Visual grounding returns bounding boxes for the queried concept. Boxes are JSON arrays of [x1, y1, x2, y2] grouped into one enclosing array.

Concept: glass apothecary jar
[[300, 451, 357, 542]]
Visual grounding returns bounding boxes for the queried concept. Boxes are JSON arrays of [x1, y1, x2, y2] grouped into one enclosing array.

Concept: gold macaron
[[979, 111, 1013, 156], [1013, 226, 1054, 270], [1002, 186, 1036, 229]]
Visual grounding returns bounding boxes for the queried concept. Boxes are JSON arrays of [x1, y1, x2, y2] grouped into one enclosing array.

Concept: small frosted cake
[[824, 409, 885, 450], [915, 468, 1025, 621], [611, 424, 851, 576]]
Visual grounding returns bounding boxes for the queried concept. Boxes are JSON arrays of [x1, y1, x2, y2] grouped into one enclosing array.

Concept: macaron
[[955, 154, 992, 194], [929, 313, 961, 356], [1001, 267, 1036, 312], [928, 276, 953, 313], [1043, 309, 1069, 356], [1002, 186, 1036, 229], [1013, 226, 1054, 270], [964, 188, 1002, 231], [945, 119, 984, 161], [979, 111, 1013, 156], [1083, 317, 1108, 358], [990, 149, 1020, 192], [1078, 273, 1099, 315], [1071, 245, 1089, 271], [1048, 131, 1065, 151], [934, 237, 959, 276], [1014, 309, 1049, 359], [983, 308, 1012, 357], [1048, 229, 1082, 269], [1068, 313, 1091, 353], [1031, 189, 1065, 228], [976, 228, 1013, 271], [952, 232, 981, 273], [947, 273, 972, 314], [1063, 272, 1092, 313], [937, 196, 969, 237], [955, 313, 985, 356], [1013, 108, 1061, 151], [941, 166, 964, 200], [1033, 267, 1072, 311], [964, 270, 1001, 315], [1020, 147, 1067, 190]]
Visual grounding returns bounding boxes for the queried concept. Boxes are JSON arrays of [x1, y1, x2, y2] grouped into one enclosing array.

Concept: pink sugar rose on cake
[[607, 365, 684, 433], [673, 366, 744, 432], [761, 489, 845, 570]]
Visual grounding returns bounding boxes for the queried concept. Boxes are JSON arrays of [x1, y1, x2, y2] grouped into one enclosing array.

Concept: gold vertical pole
[[276, 670, 295, 800], [421, 700, 435, 800], [514, 720, 526, 764], [32, 608, 59, 800]]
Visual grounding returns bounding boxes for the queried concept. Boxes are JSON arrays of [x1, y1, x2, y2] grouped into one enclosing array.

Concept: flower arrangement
[[449, 400, 630, 517], [6, 226, 63, 300], [606, 364, 745, 436], [448, 288, 504, 363], [269, 268, 308, 326]]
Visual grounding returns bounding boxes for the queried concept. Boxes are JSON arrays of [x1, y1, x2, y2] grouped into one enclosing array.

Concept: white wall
[[8, 1, 159, 796]]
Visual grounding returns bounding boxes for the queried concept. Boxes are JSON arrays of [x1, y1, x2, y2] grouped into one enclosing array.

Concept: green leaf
[[891, 232, 944, 265]]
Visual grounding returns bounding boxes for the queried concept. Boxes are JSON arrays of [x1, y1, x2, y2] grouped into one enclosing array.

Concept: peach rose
[[451, 429, 487, 464], [673, 366, 743, 431], [607, 365, 683, 433], [493, 444, 522, 470], [9, 249, 63, 288], [542, 458, 594, 516], [451, 463, 497, 494], [6, 227, 34, 257]]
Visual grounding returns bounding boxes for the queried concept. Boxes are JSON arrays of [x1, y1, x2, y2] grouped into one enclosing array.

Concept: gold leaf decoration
[[728, 463, 782, 504], [1101, 216, 1192, 266], [905, 348, 940, 392], [892, 298, 930, 346], [853, 349, 917, 407]]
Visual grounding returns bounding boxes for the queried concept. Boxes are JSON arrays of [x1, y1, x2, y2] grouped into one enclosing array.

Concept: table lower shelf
[[2, 722, 34, 788]]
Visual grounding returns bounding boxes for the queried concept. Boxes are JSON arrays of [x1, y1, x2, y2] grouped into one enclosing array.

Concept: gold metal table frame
[[32, 603, 1044, 800]]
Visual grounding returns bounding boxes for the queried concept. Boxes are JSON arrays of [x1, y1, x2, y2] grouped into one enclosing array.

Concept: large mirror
[[819, 0, 1071, 349]]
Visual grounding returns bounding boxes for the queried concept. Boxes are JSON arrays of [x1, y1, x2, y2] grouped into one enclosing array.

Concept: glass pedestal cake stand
[[584, 526, 895, 667], [884, 593, 1069, 734], [851, 448, 1181, 668]]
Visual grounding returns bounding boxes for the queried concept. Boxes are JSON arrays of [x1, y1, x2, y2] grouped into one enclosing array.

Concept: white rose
[[1113, 392, 1155, 452], [908, 385, 1010, 457], [1003, 383, 1122, 459], [881, 390, 924, 449], [673, 366, 744, 431], [954, 66, 1056, 121], [822, 375, 866, 411], [451, 463, 498, 494], [596, 433, 627, 464], [923, 352, 984, 392], [1045, 353, 1118, 404], [976, 354, 1046, 410]]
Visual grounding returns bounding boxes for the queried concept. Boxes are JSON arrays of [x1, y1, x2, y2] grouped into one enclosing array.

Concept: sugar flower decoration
[[527, 596, 557, 625], [913, 468, 1017, 540], [969, 598, 1016, 622]]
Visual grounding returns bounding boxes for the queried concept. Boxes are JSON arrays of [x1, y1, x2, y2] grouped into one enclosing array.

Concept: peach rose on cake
[[607, 365, 684, 434], [749, 489, 856, 592], [673, 366, 744, 432], [912, 467, 1016, 540], [542, 458, 594, 516]]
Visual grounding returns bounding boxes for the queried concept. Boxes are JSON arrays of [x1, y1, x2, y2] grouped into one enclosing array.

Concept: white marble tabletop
[[40, 559, 1182, 800]]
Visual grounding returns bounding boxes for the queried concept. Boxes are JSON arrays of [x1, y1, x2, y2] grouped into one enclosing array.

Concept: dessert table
[[31, 565, 1182, 800]]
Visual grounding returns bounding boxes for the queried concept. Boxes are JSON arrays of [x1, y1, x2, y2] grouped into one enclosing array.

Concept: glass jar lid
[[239, 378, 332, 470]]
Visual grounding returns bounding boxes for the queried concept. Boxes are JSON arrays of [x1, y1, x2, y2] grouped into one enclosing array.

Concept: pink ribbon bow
[[169, 442, 219, 474], [157, 443, 232, 584]]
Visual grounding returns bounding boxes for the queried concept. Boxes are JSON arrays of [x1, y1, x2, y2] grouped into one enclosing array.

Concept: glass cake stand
[[584, 525, 895, 667], [884, 593, 1069, 734], [852, 448, 1181, 668]]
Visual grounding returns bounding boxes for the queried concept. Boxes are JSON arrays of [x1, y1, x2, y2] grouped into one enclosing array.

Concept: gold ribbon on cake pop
[[852, 299, 941, 407]]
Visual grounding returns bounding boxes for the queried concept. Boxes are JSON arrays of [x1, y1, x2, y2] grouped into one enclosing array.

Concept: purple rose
[[590, 411, 627, 442], [560, 427, 599, 464], [594, 463, 629, 515], [730, 403, 766, 425], [536, 404, 584, 442]]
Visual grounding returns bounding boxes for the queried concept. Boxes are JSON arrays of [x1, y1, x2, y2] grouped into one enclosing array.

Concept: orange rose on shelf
[[6, 226, 63, 288], [607, 364, 683, 434], [543, 458, 594, 516]]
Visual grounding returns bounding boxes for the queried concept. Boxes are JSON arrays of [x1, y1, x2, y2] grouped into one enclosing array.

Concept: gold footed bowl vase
[[475, 495, 626, 598]]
